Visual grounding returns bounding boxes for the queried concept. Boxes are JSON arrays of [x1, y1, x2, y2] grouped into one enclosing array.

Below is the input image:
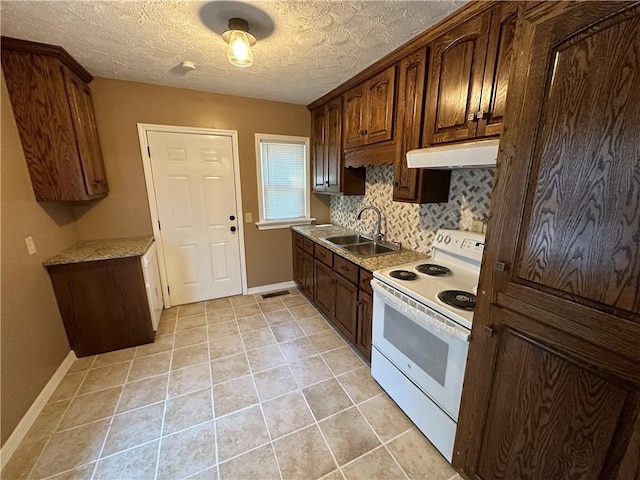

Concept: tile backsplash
[[330, 165, 494, 255]]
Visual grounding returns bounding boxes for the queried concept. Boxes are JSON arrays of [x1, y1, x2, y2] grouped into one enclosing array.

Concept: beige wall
[[0, 74, 78, 445], [73, 78, 330, 288]]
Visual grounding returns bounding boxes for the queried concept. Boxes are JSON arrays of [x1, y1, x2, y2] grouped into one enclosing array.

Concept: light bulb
[[227, 30, 253, 68]]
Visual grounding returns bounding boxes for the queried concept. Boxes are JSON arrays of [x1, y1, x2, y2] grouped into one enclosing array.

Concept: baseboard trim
[[0, 350, 76, 469], [246, 281, 297, 296]]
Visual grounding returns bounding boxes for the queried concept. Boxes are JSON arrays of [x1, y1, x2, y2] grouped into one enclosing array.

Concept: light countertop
[[291, 224, 429, 271], [43, 236, 154, 266]]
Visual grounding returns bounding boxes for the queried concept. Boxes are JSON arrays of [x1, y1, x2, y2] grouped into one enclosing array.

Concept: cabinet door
[[333, 274, 358, 342], [63, 67, 108, 197], [356, 290, 372, 360], [1, 51, 88, 201], [393, 49, 427, 201], [325, 98, 342, 193], [292, 247, 304, 289], [423, 10, 492, 145], [455, 3, 640, 477], [313, 260, 334, 318], [302, 252, 314, 298], [476, 2, 519, 138], [343, 84, 366, 149], [311, 107, 327, 192], [365, 65, 396, 145]]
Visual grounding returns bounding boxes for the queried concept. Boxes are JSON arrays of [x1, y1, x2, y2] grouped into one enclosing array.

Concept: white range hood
[[406, 138, 499, 169]]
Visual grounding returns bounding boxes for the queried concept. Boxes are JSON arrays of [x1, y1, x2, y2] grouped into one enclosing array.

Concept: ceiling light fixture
[[222, 17, 256, 68]]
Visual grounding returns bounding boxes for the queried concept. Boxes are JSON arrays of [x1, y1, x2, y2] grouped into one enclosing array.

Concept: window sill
[[255, 218, 315, 231]]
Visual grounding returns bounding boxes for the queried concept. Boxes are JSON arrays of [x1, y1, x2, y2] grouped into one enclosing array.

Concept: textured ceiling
[[1, 1, 465, 105]]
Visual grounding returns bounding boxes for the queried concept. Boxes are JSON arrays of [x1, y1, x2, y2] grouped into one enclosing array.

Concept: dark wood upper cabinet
[[343, 84, 366, 149], [364, 66, 396, 145], [393, 47, 452, 204], [344, 65, 396, 150], [312, 98, 365, 195], [455, 3, 640, 478], [477, 2, 519, 138], [423, 10, 492, 145], [1, 37, 108, 201], [311, 106, 327, 192]]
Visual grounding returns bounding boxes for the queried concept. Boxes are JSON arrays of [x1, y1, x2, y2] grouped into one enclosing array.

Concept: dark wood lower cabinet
[[293, 244, 314, 299], [333, 274, 358, 342], [356, 290, 372, 359], [47, 256, 154, 357], [313, 260, 334, 318], [292, 231, 371, 357]]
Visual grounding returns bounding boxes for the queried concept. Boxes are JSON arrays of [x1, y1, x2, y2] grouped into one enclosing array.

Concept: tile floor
[[2, 289, 459, 480]]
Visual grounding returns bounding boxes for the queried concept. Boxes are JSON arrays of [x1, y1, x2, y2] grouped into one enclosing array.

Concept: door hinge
[[167, 285, 171, 295], [158, 220, 161, 231], [147, 145, 151, 157]]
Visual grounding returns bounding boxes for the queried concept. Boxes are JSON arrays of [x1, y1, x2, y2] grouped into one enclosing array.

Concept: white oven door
[[371, 279, 470, 420]]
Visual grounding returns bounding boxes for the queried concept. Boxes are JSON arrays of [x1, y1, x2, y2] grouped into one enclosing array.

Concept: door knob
[[229, 215, 236, 221], [230, 226, 236, 232]]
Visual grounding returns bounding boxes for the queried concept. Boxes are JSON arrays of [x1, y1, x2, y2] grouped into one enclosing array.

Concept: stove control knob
[[444, 235, 451, 244], [436, 234, 443, 243]]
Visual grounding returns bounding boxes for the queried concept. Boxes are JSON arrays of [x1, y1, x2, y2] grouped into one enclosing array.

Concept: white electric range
[[370, 229, 485, 462]]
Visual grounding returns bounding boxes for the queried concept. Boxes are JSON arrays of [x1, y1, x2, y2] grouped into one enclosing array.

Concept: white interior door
[[146, 130, 242, 305]]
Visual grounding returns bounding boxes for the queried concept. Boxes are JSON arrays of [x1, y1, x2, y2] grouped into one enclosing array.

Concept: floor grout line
[[231, 300, 285, 480], [203, 305, 221, 480], [152, 307, 178, 480]]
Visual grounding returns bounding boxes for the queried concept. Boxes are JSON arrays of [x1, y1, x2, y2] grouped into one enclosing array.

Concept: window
[[255, 134, 313, 230]]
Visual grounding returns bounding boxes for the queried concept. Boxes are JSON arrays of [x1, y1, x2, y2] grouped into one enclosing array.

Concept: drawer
[[334, 255, 359, 285], [359, 269, 373, 295], [303, 238, 314, 254], [293, 232, 304, 250], [314, 244, 333, 267]]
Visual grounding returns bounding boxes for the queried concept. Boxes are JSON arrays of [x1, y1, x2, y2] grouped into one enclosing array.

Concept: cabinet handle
[[230, 226, 237, 232], [495, 262, 506, 271], [484, 326, 494, 337], [477, 110, 486, 119], [467, 113, 477, 122], [362, 129, 368, 135], [394, 181, 399, 187], [325, 181, 329, 186], [340, 266, 349, 272]]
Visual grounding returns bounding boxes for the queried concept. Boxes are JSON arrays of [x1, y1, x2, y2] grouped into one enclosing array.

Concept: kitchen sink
[[321, 234, 400, 258], [342, 242, 396, 256], [324, 234, 372, 245]]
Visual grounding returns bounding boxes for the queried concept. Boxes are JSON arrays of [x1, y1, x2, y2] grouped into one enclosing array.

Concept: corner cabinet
[[311, 98, 365, 195], [423, 3, 518, 146], [455, 3, 640, 478], [1, 37, 109, 201], [393, 47, 452, 204]]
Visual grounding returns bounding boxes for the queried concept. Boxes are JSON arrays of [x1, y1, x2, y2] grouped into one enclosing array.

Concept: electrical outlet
[[471, 220, 484, 233], [245, 212, 253, 223], [25, 236, 37, 255]]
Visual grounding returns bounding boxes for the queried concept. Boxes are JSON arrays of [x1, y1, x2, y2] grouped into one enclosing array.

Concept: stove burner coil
[[389, 270, 418, 281], [437, 290, 477, 311], [415, 264, 452, 277]]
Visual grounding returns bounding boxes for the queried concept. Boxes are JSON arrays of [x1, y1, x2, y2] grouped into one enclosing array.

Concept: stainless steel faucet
[[357, 205, 384, 243]]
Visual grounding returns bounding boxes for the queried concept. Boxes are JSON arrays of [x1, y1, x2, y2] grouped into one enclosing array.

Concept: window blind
[[259, 140, 307, 221]]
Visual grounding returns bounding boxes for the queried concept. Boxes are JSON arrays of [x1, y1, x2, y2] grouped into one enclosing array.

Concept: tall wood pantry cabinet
[[455, 2, 640, 479], [1, 37, 108, 201]]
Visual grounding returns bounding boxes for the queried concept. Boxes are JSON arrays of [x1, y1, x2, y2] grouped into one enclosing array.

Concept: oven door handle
[[371, 279, 470, 343]]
